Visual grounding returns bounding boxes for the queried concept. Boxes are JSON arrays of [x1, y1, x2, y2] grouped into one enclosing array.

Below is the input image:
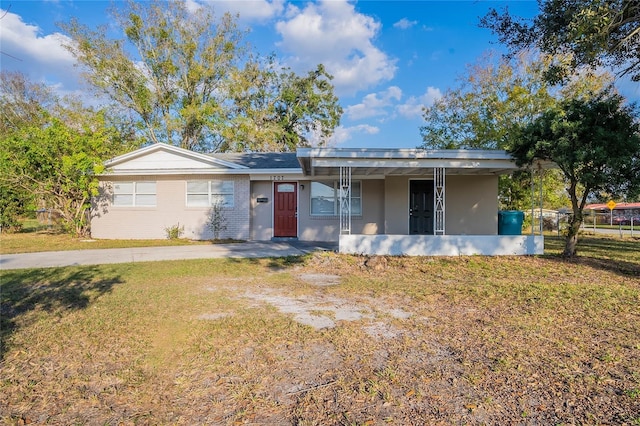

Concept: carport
[[297, 148, 545, 256]]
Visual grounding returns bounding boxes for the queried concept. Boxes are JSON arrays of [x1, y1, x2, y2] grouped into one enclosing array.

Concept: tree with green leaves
[[421, 52, 554, 150], [0, 71, 56, 135], [274, 64, 342, 151], [0, 71, 56, 230], [510, 91, 640, 257], [0, 71, 134, 236], [221, 60, 342, 152], [481, 0, 640, 82], [61, 0, 342, 152], [420, 52, 610, 210], [0, 112, 130, 237], [420, 52, 612, 150], [62, 0, 244, 151]]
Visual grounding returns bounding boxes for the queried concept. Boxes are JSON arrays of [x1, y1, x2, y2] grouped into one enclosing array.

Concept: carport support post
[[538, 163, 543, 234], [339, 166, 352, 235], [434, 167, 445, 235], [529, 163, 544, 235], [531, 167, 535, 235]]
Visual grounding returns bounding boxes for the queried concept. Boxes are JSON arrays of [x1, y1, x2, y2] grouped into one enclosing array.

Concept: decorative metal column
[[529, 164, 544, 235], [531, 167, 536, 235], [434, 167, 445, 235], [538, 164, 544, 235], [339, 166, 352, 235]]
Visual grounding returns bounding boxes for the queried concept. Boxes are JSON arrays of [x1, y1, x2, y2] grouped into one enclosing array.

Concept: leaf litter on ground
[[1, 236, 639, 424]]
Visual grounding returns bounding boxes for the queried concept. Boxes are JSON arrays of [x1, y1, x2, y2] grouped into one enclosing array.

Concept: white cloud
[[0, 10, 79, 91], [184, 0, 204, 14], [345, 86, 402, 120], [396, 86, 442, 119], [393, 18, 417, 30], [327, 124, 380, 145], [0, 10, 74, 65], [275, 0, 397, 95], [345, 85, 442, 123], [200, 0, 285, 21]]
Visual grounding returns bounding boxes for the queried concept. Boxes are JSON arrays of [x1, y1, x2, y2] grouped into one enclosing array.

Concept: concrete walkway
[[0, 241, 337, 270]]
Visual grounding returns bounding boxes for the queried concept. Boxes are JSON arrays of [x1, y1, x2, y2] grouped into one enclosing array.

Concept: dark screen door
[[274, 182, 297, 237], [409, 180, 434, 235]]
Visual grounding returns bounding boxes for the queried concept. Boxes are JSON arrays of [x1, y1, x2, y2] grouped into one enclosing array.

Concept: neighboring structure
[[525, 208, 565, 232], [585, 202, 640, 225], [91, 143, 544, 256]]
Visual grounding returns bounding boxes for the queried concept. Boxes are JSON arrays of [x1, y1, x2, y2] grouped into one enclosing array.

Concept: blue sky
[[1, 0, 638, 149]]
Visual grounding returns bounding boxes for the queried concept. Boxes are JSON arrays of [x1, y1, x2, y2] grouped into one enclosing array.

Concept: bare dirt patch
[[242, 288, 374, 329], [297, 272, 341, 286], [212, 270, 415, 331]]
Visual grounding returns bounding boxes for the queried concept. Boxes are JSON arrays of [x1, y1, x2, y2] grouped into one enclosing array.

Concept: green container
[[498, 210, 524, 235]]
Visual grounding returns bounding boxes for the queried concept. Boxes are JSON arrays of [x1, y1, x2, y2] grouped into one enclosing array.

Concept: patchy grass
[[0, 220, 219, 254], [1, 238, 639, 424], [0, 230, 212, 254], [546, 235, 640, 270]]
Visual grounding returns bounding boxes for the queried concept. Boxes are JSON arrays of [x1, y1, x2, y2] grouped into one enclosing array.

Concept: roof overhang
[[297, 148, 528, 177], [100, 168, 304, 177]]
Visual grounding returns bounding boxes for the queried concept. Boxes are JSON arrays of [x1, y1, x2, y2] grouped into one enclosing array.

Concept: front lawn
[[0, 219, 213, 254], [1, 237, 639, 424]]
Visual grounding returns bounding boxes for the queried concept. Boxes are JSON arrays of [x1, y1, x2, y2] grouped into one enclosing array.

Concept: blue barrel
[[498, 210, 524, 235]]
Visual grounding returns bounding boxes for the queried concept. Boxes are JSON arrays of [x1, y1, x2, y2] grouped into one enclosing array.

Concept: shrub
[[206, 201, 228, 240], [164, 223, 184, 240]]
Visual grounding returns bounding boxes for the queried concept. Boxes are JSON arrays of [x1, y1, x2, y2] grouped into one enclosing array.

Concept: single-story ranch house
[[91, 143, 544, 256]]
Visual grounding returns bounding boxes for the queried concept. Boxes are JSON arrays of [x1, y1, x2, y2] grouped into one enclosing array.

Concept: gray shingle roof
[[211, 152, 300, 169]]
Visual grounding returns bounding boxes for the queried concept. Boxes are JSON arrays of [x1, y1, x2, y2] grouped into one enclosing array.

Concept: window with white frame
[[186, 180, 234, 207], [310, 181, 361, 215], [112, 181, 156, 206]]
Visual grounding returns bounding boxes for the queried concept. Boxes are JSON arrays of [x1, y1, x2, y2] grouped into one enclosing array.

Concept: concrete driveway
[[0, 241, 337, 270]]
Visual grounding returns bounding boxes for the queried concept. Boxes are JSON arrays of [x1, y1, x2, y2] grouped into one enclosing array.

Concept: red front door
[[274, 182, 297, 237]]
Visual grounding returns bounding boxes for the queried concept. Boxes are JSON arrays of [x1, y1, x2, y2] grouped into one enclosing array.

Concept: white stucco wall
[[91, 175, 250, 240], [446, 175, 499, 235], [297, 179, 385, 242], [250, 181, 274, 241], [383, 174, 499, 235], [91, 172, 500, 241]]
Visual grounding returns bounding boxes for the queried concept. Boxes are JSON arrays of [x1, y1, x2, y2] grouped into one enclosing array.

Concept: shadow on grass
[[12, 217, 64, 234], [0, 266, 124, 360], [225, 254, 308, 271], [266, 255, 308, 269], [544, 236, 640, 278]]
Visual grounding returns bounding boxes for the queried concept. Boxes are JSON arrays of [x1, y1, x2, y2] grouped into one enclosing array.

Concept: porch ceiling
[[297, 148, 523, 177]]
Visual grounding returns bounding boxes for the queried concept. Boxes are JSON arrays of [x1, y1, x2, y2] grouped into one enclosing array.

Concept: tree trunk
[[563, 210, 583, 258], [562, 178, 589, 258]]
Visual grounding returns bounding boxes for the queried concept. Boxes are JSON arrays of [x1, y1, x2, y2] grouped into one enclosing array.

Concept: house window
[[113, 181, 156, 206], [187, 180, 234, 207], [310, 181, 361, 216]]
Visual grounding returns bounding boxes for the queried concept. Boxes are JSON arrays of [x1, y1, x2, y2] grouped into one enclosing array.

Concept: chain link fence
[[581, 211, 638, 236], [526, 210, 638, 237]]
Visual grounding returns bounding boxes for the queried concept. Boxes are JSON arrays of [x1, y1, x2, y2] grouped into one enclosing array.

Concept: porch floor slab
[[339, 234, 544, 256]]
